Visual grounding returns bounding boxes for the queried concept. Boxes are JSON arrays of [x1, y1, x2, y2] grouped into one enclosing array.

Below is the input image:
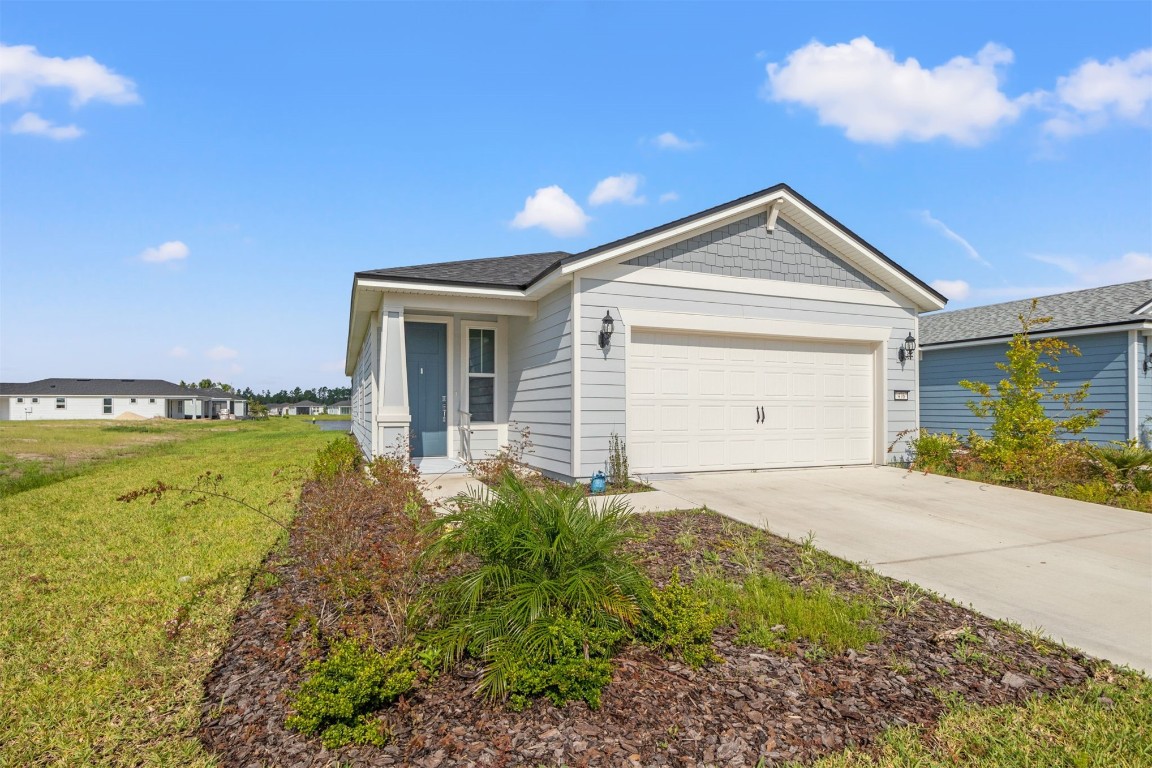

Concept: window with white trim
[[130, 398, 137, 404], [103, 398, 113, 414], [149, 398, 156, 404], [56, 398, 66, 410], [16, 397, 23, 403], [467, 327, 495, 422], [32, 397, 38, 403]]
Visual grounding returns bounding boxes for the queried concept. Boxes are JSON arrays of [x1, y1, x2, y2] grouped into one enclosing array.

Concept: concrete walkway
[[650, 466, 1152, 673]]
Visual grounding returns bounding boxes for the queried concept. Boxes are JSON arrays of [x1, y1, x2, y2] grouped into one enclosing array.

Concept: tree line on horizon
[[179, 379, 352, 406]]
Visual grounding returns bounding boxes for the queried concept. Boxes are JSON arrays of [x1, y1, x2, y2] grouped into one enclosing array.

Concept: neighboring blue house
[[920, 280, 1152, 446]]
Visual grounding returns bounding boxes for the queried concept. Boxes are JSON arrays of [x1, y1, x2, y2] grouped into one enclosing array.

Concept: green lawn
[[0, 418, 332, 766]]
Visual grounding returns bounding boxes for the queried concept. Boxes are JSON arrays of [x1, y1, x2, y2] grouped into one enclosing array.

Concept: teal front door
[[405, 322, 448, 457]]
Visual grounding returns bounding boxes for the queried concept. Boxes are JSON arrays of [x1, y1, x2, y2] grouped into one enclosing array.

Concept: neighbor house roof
[[0, 378, 201, 397], [292, 400, 322, 407], [332, 399, 351, 406], [921, 280, 1152, 346], [354, 183, 945, 302]]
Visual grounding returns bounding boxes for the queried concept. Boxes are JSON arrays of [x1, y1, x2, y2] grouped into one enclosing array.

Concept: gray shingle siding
[[506, 285, 573, 478], [920, 332, 1131, 443], [623, 213, 884, 291]]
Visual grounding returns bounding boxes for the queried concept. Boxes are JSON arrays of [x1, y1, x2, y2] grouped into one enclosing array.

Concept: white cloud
[[652, 132, 701, 150], [168, 346, 189, 358], [930, 279, 971, 301], [139, 240, 189, 263], [1043, 49, 1152, 137], [206, 345, 239, 361], [510, 186, 590, 237], [1030, 251, 1152, 286], [0, 43, 139, 106], [659, 191, 680, 203], [919, 211, 992, 268], [764, 37, 1023, 145], [588, 174, 646, 206], [10, 112, 83, 140]]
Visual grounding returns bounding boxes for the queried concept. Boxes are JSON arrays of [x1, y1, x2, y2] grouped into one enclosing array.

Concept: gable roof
[[0, 378, 202, 397], [920, 280, 1152, 346], [354, 183, 945, 303]]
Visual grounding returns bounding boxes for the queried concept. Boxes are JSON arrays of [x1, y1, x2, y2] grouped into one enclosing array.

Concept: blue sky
[[2, 2, 1150, 391]]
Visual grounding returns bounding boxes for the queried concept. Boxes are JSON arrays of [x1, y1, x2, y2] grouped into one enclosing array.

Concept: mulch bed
[[200, 508, 1093, 767]]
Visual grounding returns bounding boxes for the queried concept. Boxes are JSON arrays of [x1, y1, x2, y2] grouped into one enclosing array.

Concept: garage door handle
[[756, 406, 764, 424]]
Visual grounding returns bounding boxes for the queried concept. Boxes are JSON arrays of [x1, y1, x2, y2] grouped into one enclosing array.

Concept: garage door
[[628, 330, 875, 474]]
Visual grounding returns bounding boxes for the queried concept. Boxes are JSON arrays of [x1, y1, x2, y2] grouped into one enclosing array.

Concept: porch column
[[375, 305, 411, 456]]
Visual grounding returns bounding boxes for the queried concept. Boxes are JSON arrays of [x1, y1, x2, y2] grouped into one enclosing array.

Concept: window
[[103, 398, 113, 414], [130, 398, 137, 404], [32, 397, 38, 404], [56, 398, 66, 410], [467, 327, 496, 422], [149, 398, 156, 404], [15, 397, 22, 403]]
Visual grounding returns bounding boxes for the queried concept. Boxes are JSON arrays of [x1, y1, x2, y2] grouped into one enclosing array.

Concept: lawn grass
[[0, 418, 332, 766], [0, 419, 227, 496], [807, 670, 1152, 767]]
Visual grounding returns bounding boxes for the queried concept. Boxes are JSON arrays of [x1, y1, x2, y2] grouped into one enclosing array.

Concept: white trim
[[922, 321, 1152, 351], [873, 341, 887, 465], [357, 277, 526, 299], [379, 293, 537, 317], [1130, 329, 1140, 441], [618, 308, 892, 343], [571, 277, 582, 479], [584, 262, 911, 309], [766, 199, 781, 232], [460, 321, 501, 429], [1134, 298, 1152, 315]]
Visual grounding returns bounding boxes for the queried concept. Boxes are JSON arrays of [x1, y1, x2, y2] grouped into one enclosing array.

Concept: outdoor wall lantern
[[598, 311, 615, 349], [897, 332, 917, 364], [1144, 351, 1152, 373]]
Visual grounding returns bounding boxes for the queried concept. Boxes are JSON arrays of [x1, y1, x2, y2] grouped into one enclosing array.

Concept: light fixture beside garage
[[898, 332, 917, 364], [598, 311, 615, 349]]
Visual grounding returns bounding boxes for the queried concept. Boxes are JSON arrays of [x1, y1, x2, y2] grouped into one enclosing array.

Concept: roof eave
[[921, 318, 1152, 349]]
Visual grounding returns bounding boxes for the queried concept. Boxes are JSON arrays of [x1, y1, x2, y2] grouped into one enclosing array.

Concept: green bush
[[286, 639, 416, 748], [312, 435, 363, 482], [640, 568, 723, 668], [1054, 480, 1115, 505], [423, 471, 652, 703], [499, 613, 625, 711], [909, 430, 962, 473]]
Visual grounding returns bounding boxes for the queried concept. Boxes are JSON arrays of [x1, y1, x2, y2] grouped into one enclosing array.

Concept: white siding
[[506, 285, 573, 478], [1, 395, 170, 420], [578, 277, 918, 474]]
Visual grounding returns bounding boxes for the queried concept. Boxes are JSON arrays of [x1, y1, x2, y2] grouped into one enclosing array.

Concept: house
[[326, 399, 352, 416], [344, 183, 946, 481], [920, 280, 1152, 446], [0, 379, 248, 421], [291, 400, 325, 416]]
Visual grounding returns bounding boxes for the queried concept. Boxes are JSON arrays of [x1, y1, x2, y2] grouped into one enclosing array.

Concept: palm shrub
[[1091, 440, 1152, 492], [422, 471, 652, 704]]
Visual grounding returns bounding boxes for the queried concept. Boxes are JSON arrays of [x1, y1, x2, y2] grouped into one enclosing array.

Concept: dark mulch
[[199, 510, 1093, 768]]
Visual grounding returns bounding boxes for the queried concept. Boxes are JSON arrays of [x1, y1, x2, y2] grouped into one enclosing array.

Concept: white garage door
[[628, 330, 875, 474]]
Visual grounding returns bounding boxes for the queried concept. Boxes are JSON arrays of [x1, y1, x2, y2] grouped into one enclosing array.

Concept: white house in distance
[[0, 379, 248, 421], [327, 399, 352, 415], [344, 183, 946, 481]]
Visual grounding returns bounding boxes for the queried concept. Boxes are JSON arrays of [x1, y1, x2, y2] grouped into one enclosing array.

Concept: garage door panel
[[628, 331, 875, 473]]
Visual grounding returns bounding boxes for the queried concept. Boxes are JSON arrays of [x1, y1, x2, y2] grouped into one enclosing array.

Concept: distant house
[[920, 280, 1152, 446], [265, 402, 292, 416], [0, 379, 250, 421], [292, 400, 325, 416], [326, 399, 352, 416]]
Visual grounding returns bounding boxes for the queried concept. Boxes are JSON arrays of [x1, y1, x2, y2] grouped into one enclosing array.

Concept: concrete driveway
[[650, 466, 1152, 673]]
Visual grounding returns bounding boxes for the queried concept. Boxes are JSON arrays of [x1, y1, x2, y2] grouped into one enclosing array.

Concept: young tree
[[960, 300, 1105, 467]]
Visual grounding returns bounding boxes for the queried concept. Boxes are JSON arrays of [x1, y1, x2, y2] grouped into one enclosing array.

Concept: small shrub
[[641, 568, 723, 668], [1054, 480, 1114, 505], [909, 430, 962, 473], [500, 613, 625, 711], [423, 472, 652, 702], [312, 435, 363, 482], [467, 424, 557, 488], [286, 639, 416, 748], [608, 431, 630, 487]]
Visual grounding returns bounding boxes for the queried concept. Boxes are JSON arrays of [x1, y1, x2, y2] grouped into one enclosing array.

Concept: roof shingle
[[920, 280, 1152, 346]]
